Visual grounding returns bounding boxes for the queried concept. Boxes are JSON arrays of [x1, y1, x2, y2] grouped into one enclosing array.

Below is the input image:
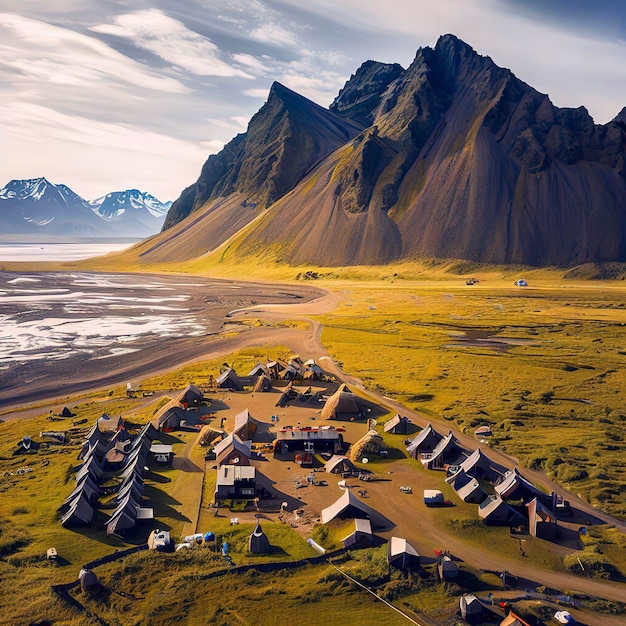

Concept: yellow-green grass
[[312, 283, 626, 519]]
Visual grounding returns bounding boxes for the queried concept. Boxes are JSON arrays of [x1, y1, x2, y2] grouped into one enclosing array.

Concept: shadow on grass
[[144, 470, 172, 484], [153, 432, 184, 445]]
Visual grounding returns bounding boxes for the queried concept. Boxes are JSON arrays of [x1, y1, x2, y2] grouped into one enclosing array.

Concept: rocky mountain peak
[[330, 60, 405, 126], [157, 34, 626, 268]]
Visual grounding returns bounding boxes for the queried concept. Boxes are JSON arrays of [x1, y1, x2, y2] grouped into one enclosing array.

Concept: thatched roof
[[349, 429, 384, 462], [321, 383, 361, 420]]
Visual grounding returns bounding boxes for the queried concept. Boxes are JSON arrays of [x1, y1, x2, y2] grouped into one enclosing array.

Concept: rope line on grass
[[327, 559, 428, 626]]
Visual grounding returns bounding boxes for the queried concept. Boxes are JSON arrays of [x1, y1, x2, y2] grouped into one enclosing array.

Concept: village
[[33, 354, 621, 626]]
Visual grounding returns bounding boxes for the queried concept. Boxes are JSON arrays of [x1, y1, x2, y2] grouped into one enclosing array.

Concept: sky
[[1, 0, 625, 201]]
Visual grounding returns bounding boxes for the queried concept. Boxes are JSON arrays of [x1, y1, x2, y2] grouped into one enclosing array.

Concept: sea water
[[0, 240, 139, 262]]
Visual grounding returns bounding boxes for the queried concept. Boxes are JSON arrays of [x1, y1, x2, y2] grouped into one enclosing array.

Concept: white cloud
[[200, 140, 226, 153], [244, 87, 271, 98], [0, 13, 188, 93], [207, 117, 248, 131], [2, 102, 208, 199], [91, 9, 255, 79], [232, 53, 271, 73], [250, 22, 298, 47]]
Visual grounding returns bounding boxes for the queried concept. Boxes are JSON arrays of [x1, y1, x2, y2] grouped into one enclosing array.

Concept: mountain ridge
[[0, 178, 171, 238], [154, 34, 626, 267]]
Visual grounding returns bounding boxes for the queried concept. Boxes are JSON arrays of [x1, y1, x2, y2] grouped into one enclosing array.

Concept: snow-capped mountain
[[0, 178, 170, 238]]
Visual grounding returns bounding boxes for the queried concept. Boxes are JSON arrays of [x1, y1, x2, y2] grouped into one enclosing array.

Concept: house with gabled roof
[[216, 368, 244, 390], [321, 489, 392, 530], [214, 433, 252, 467], [421, 431, 464, 470], [458, 448, 505, 482], [478, 495, 525, 526], [60, 493, 94, 527], [387, 537, 420, 572], [454, 475, 488, 504], [341, 518, 374, 549], [325, 455, 357, 475], [176, 384, 204, 408], [215, 465, 256, 501], [495, 468, 547, 504], [406, 423, 443, 459], [232, 409, 258, 441]]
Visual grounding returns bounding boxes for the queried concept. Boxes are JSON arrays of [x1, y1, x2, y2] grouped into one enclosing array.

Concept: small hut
[[325, 455, 357, 475], [387, 537, 420, 573], [384, 414, 411, 435], [216, 368, 243, 391], [321, 384, 362, 420], [437, 554, 458, 580], [349, 429, 384, 462], [248, 521, 270, 554], [176, 384, 204, 408], [253, 374, 272, 392], [341, 518, 373, 549]]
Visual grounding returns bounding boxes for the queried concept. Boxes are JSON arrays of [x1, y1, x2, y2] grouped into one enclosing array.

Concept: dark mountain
[[162, 82, 363, 230], [0, 178, 170, 238], [156, 34, 626, 267]]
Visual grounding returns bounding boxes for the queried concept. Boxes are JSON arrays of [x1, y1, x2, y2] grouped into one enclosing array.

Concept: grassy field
[[1, 255, 625, 624], [310, 279, 626, 519]]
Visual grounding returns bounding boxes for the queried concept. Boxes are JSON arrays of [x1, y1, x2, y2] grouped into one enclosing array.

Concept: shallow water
[[0, 241, 139, 262], [0, 270, 321, 407]]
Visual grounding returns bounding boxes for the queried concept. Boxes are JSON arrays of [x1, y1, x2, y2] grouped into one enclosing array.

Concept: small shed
[[342, 518, 373, 549], [248, 521, 270, 554], [150, 444, 174, 465], [478, 495, 525, 527], [216, 368, 244, 391], [177, 384, 204, 408], [384, 414, 411, 435], [321, 490, 392, 530], [437, 555, 458, 580], [460, 594, 483, 620], [232, 409, 258, 441], [253, 374, 272, 392], [325, 455, 357, 475], [387, 537, 420, 573]]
